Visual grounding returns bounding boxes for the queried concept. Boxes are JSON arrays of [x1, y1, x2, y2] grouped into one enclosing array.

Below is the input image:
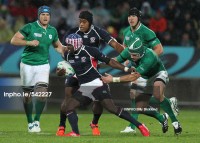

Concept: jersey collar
[[37, 20, 49, 29], [74, 45, 84, 55], [79, 25, 94, 34], [131, 23, 141, 32]]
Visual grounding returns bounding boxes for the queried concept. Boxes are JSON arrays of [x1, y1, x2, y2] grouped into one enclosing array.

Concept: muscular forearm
[[109, 39, 125, 53], [119, 73, 140, 82]]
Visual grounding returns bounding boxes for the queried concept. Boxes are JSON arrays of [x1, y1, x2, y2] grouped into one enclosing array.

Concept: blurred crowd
[[0, 0, 200, 49]]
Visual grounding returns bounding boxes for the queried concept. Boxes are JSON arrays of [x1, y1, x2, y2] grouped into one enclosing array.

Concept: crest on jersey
[[81, 57, 86, 62], [49, 34, 52, 39], [90, 37, 95, 43]]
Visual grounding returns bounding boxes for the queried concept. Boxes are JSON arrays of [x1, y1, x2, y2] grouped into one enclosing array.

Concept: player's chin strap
[[132, 20, 140, 30]]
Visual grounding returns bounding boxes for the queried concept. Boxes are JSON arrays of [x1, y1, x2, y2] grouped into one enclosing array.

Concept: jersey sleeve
[[116, 48, 130, 63], [95, 26, 113, 44], [19, 23, 31, 38], [52, 27, 59, 43], [88, 46, 111, 64], [144, 29, 161, 48]]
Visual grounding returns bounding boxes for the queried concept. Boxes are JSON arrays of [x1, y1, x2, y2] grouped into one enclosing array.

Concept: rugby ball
[[57, 61, 75, 76]]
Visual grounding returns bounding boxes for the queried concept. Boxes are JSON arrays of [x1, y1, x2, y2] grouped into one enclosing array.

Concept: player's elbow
[[10, 37, 15, 45]]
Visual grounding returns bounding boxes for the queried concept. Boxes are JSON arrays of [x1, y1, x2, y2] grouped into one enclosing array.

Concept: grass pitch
[[0, 109, 199, 143]]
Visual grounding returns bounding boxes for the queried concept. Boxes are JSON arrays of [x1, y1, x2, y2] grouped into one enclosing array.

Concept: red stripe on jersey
[[91, 57, 98, 68]]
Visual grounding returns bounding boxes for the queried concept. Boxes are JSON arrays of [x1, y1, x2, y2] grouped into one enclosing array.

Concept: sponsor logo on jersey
[[75, 56, 79, 59], [125, 36, 130, 40], [152, 40, 156, 44], [34, 33, 42, 37], [69, 60, 75, 63], [90, 37, 95, 43], [81, 57, 86, 62], [83, 35, 88, 38], [49, 34, 52, 39]]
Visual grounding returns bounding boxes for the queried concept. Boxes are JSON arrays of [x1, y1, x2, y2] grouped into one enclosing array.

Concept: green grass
[[0, 110, 199, 143]]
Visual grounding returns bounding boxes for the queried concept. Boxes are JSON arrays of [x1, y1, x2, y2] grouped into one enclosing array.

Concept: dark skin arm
[[107, 58, 133, 73], [109, 39, 125, 53]]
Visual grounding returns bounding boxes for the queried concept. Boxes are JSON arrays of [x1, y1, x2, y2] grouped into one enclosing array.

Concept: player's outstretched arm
[[101, 72, 141, 83], [108, 58, 131, 72], [109, 39, 125, 53]]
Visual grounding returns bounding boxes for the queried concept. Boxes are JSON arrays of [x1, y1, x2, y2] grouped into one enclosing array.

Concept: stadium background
[[0, 0, 200, 111]]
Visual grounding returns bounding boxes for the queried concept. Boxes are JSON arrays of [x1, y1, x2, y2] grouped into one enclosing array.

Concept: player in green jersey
[[101, 37, 182, 135], [120, 7, 179, 133], [10, 6, 65, 133]]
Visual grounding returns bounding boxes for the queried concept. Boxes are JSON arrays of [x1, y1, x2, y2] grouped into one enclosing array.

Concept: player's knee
[[22, 86, 34, 103], [92, 101, 103, 114], [34, 82, 48, 101], [34, 82, 48, 92]]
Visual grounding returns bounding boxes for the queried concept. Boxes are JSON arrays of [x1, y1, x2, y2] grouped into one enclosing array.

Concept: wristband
[[124, 67, 129, 72], [113, 77, 120, 82], [26, 41, 30, 46]]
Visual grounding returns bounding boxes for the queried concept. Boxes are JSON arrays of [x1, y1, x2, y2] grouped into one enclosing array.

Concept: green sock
[[160, 97, 178, 122], [34, 100, 46, 121], [23, 101, 33, 123], [149, 96, 159, 104], [129, 99, 138, 129], [143, 106, 164, 123]]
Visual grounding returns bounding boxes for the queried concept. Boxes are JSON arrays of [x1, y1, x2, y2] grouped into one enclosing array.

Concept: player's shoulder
[[123, 26, 131, 33], [92, 25, 106, 33], [140, 23, 155, 33], [48, 25, 57, 32], [84, 45, 99, 52]]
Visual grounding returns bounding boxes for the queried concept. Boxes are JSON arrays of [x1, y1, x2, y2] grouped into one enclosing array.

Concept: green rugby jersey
[[123, 23, 160, 49], [19, 21, 58, 65], [116, 48, 166, 79]]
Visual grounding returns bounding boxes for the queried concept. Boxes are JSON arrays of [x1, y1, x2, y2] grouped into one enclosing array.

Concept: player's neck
[[38, 20, 48, 29], [131, 22, 140, 32]]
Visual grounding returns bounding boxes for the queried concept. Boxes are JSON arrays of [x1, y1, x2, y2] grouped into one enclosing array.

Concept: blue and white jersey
[[62, 25, 113, 48], [64, 45, 110, 84]]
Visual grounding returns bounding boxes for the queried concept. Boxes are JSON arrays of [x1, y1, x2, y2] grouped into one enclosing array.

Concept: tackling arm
[[108, 58, 131, 72], [101, 72, 141, 83], [109, 39, 125, 53]]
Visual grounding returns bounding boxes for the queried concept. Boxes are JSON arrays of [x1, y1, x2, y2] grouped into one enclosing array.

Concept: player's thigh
[[152, 71, 168, 100], [34, 63, 50, 84], [92, 101, 103, 114], [72, 91, 93, 107], [20, 62, 35, 86]]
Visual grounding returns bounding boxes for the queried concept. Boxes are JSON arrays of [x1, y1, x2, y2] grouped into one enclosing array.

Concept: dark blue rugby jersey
[[64, 45, 110, 84], [62, 25, 113, 48]]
